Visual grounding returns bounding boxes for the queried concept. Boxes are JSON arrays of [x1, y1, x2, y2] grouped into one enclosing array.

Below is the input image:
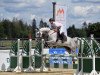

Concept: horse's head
[[36, 27, 50, 41]]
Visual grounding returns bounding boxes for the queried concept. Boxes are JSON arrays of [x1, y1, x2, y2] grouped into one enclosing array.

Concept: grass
[[0, 40, 36, 49]]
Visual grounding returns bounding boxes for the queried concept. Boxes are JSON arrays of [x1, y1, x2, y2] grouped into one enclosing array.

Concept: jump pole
[[40, 39, 48, 72], [90, 34, 98, 75], [25, 39, 34, 72], [14, 39, 22, 72]]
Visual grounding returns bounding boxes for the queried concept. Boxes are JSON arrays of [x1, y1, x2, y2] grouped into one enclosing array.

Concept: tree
[[0, 18, 30, 38], [76, 29, 87, 37], [39, 19, 49, 28], [39, 19, 44, 28], [87, 22, 100, 37], [12, 18, 21, 38], [32, 19, 37, 39], [0, 22, 5, 38], [67, 24, 87, 37], [67, 25, 77, 37], [43, 22, 49, 27], [10, 18, 29, 38], [82, 21, 88, 29], [82, 21, 88, 36]]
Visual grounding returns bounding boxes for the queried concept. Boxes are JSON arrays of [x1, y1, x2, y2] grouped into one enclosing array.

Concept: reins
[[49, 30, 57, 35]]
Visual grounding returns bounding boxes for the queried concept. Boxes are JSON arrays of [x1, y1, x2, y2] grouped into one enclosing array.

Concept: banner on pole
[[55, 4, 67, 27]]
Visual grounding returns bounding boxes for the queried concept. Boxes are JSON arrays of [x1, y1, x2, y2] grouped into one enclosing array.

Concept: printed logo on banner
[[57, 8, 64, 16]]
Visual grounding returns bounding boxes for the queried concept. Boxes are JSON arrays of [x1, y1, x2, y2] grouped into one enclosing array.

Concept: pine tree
[[39, 19, 44, 28], [32, 19, 37, 39]]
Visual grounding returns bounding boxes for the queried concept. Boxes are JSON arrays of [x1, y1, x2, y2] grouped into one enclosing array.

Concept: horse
[[36, 27, 78, 53]]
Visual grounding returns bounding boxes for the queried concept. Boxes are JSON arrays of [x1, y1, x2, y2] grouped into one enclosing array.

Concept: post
[[93, 54, 95, 71], [17, 39, 20, 69], [81, 38, 84, 75], [14, 39, 22, 72], [52, 2, 56, 21], [26, 39, 34, 72], [76, 38, 80, 75], [40, 39, 44, 72], [29, 39, 33, 68], [90, 34, 98, 75], [40, 39, 48, 72]]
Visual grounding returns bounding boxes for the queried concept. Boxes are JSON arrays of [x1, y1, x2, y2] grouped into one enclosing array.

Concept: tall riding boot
[[56, 28, 60, 42], [61, 33, 67, 43]]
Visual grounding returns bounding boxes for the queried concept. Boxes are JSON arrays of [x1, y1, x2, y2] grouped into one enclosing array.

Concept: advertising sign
[[49, 48, 72, 64], [55, 4, 67, 27], [49, 48, 66, 54]]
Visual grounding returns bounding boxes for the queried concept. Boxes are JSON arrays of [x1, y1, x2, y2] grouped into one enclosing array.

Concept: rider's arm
[[53, 26, 61, 32], [51, 22, 61, 32], [51, 25, 57, 31]]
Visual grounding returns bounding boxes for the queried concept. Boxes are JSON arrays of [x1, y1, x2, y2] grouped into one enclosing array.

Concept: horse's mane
[[39, 27, 50, 32]]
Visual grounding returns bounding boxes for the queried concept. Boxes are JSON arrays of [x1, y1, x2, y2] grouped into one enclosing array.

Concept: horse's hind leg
[[63, 46, 71, 54]]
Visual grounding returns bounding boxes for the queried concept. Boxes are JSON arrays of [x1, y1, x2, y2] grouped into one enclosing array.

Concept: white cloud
[[84, 0, 100, 2], [73, 5, 100, 17], [37, 0, 46, 4], [20, 0, 47, 4], [97, 6, 100, 9], [0, 0, 100, 28], [1, 0, 47, 9], [30, 14, 36, 20], [74, 6, 93, 16], [34, 0, 47, 7], [0, 13, 3, 16], [72, 0, 100, 3], [17, 3, 27, 8], [20, 0, 47, 7], [43, 18, 49, 22], [84, 20, 91, 24], [14, 13, 20, 18]]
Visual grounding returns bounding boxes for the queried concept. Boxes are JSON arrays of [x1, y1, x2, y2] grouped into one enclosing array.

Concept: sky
[[0, 0, 100, 28]]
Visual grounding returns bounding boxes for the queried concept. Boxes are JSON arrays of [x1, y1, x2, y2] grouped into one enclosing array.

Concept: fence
[[77, 35, 100, 75]]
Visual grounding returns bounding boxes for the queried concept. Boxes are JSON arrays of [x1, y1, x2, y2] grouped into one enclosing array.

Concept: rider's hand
[[53, 29, 57, 32]]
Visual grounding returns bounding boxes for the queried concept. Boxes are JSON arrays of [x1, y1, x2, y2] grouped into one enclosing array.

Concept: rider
[[49, 18, 67, 43]]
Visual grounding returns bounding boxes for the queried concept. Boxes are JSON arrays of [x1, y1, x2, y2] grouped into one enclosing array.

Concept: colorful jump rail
[[48, 48, 73, 69], [9, 38, 77, 72], [9, 39, 46, 72], [9, 34, 100, 74]]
